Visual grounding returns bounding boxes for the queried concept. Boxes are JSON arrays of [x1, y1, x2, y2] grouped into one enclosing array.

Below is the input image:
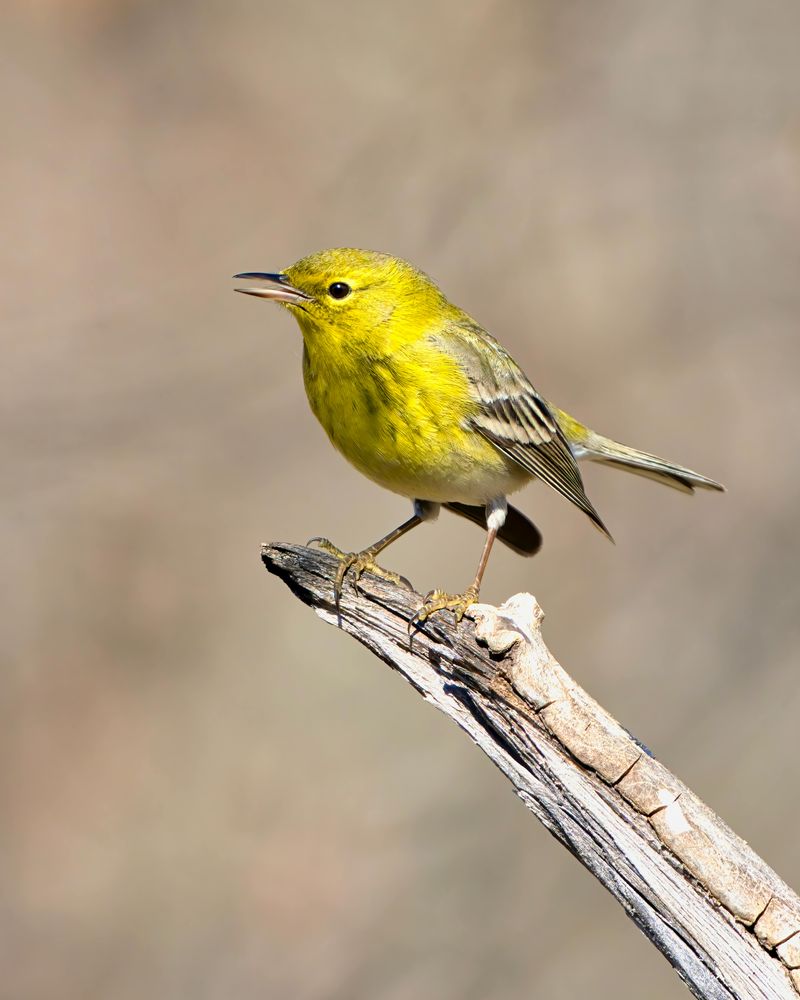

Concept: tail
[[582, 433, 724, 493], [552, 407, 725, 494], [444, 502, 543, 556]]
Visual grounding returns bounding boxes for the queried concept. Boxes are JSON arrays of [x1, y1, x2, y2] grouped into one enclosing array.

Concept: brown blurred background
[[2, 2, 799, 997]]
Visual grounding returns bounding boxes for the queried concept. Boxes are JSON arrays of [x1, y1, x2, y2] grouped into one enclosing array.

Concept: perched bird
[[234, 249, 723, 624]]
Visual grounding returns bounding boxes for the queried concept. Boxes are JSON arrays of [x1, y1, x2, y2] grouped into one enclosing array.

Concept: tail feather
[[581, 433, 725, 494], [444, 502, 543, 556]]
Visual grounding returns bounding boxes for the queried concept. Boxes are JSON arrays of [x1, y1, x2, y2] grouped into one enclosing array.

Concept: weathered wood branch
[[262, 542, 800, 1000]]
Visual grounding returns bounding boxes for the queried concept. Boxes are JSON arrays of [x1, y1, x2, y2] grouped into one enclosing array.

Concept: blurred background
[[2, 1, 799, 997]]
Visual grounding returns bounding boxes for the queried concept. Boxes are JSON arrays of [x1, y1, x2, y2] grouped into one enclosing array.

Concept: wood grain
[[262, 542, 800, 1000]]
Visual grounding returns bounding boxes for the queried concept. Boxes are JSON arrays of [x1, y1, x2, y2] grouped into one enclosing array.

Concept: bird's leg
[[309, 501, 439, 604], [411, 496, 506, 628], [309, 518, 419, 602], [411, 526, 497, 626]]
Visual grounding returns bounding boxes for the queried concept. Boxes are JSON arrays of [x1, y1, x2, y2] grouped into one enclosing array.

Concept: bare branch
[[262, 542, 800, 1000]]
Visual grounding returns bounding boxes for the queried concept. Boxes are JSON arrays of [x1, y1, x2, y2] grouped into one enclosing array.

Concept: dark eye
[[328, 282, 351, 299]]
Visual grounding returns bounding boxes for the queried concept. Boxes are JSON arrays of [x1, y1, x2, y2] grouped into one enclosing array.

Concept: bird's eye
[[328, 282, 351, 300]]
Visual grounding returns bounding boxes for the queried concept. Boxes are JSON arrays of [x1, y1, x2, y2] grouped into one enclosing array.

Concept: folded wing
[[433, 322, 611, 539]]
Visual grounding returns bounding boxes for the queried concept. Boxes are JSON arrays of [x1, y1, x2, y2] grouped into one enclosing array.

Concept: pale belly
[[353, 450, 531, 504]]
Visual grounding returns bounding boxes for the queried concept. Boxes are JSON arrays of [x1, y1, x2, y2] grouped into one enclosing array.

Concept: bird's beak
[[232, 272, 313, 305]]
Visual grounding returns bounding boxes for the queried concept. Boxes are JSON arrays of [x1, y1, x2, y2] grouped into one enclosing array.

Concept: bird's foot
[[307, 537, 412, 604], [410, 585, 480, 629]]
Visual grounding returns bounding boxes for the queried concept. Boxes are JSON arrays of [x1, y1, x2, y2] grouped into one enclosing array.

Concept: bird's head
[[234, 248, 452, 347]]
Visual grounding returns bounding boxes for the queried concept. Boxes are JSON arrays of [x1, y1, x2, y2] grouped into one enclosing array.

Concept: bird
[[234, 248, 723, 625]]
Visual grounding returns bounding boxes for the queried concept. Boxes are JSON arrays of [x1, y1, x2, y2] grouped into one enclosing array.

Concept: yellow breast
[[301, 336, 528, 504]]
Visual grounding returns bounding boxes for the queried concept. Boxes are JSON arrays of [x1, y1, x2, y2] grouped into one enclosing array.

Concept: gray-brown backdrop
[[2, 2, 798, 998]]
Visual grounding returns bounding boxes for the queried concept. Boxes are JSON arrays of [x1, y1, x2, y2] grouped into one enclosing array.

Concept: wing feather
[[432, 323, 611, 539]]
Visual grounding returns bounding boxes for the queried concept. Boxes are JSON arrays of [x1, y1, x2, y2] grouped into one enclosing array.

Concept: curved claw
[[307, 536, 346, 557], [408, 606, 428, 635], [367, 571, 413, 593], [333, 552, 358, 606], [347, 554, 412, 594], [306, 538, 412, 606], [409, 586, 480, 630]]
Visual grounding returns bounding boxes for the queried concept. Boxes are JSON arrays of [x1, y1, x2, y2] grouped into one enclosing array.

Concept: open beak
[[232, 272, 313, 305]]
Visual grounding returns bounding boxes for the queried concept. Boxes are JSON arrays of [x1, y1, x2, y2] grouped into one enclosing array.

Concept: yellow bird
[[235, 249, 723, 624]]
